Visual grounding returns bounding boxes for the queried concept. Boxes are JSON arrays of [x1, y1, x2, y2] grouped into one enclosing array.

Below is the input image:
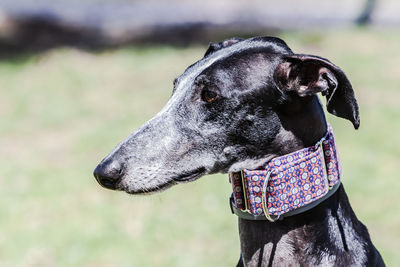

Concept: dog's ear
[[204, 37, 243, 57], [274, 54, 360, 129]]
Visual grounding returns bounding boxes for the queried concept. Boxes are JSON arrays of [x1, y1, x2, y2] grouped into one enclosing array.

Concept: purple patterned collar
[[229, 124, 341, 222]]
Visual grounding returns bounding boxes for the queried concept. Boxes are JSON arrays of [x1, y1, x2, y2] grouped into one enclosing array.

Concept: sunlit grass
[[0, 28, 399, 266]]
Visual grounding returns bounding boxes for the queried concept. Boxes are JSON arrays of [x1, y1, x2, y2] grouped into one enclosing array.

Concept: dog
[[93, 36, 384, 266]]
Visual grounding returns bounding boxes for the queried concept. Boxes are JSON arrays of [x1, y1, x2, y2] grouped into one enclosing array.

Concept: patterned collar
[[229, 124, 341, 222]]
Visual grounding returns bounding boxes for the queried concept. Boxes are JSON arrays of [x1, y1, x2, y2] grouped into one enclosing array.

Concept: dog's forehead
[[154, 38, 291, 116], [174, 39, 290, 92]]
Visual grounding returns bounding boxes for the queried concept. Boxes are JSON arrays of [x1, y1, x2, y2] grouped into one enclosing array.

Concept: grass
[[0, 27, 399, 266]]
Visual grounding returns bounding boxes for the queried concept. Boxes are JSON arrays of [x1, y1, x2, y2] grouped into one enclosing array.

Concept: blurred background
[[0, 0, 399, 266]]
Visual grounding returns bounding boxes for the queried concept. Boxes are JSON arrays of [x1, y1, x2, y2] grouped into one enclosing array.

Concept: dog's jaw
[[117, 167, 207, 195]]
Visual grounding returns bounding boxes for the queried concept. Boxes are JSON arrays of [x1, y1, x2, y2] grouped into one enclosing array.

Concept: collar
[[229, 124, 341, 222]]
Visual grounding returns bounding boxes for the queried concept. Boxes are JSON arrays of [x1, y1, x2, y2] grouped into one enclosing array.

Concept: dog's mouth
[[121, 167, 206, 195], [172, 167, 207, 183]]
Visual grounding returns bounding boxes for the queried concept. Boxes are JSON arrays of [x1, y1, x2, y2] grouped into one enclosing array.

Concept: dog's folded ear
[[204, 37, 244, 57], [274, 54, 360, 129]]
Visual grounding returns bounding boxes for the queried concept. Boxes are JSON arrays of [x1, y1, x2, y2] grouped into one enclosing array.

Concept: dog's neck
[[238, 96, 352, 265], [276, 96, 328, 151], [237, 185, 360, 266]]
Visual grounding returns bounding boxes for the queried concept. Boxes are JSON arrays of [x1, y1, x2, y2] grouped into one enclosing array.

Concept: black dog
[[94, 37, 384, 266]]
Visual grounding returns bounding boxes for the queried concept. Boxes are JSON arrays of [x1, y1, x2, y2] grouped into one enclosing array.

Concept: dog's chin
[[121, 179, 177, 195], [120, 167, 207, 195]]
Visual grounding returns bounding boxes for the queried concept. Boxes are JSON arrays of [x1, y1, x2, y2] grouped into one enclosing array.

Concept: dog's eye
[[201, 89, 217, 103]]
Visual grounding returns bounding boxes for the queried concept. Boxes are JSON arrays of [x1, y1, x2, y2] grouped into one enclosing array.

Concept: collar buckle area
[[261, 171, 280, 222]]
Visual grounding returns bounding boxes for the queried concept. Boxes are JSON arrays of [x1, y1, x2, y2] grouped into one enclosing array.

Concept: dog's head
[[93, 36, 359, 194]]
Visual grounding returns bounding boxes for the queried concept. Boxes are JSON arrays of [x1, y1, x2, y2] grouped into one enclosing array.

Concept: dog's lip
[[123, 180, 177, 195], [120, 167, 206, 195], [172, 167, 206, 183]]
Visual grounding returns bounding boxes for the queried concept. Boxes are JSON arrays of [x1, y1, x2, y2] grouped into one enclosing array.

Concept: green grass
[[0, 28, 399, 266]]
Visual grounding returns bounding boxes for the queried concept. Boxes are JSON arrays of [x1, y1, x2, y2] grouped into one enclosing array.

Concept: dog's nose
[[93, 159, 123, 190]]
